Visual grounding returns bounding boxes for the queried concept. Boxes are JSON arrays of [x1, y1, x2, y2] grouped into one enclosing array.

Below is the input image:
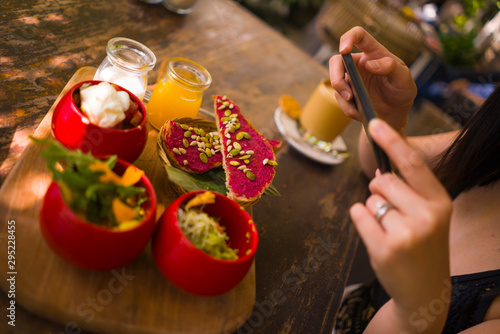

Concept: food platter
[[0, 67, 256, 334], [274, 106, 349, 165]]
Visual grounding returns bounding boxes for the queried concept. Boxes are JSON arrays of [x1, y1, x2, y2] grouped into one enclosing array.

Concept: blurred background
[[236, 0, 500, 126], [235, 0, 500, 284]]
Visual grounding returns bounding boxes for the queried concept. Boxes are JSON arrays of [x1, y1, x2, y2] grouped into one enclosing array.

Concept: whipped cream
[[96, 66, 145, 100], [80, 82, 130, 128]]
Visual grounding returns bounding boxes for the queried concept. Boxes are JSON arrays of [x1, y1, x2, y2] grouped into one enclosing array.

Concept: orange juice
[[299, 79, 351, 142], [147, 58, 211, 131]]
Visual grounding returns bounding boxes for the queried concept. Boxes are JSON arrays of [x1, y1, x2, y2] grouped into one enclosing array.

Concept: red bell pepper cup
[[152, 191, 258, 296], [39, 158, 157, 271], [51, 80, 147, 163]]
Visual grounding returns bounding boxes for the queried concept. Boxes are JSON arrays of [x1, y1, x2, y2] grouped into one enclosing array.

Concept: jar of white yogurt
[[94, 37, 156, 101]]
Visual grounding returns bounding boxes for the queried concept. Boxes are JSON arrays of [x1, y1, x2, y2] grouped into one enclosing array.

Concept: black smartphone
[[341, 53, 391, 173]]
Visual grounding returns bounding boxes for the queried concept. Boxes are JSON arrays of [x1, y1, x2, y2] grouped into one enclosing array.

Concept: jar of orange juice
[[147, 57, 212, 131]]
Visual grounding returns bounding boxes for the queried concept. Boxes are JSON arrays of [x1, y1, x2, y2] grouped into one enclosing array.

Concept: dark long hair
[[434, 83, 500, 192]]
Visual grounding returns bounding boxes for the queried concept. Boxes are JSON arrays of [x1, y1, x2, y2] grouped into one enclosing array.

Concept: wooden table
[[0, 0, 368, 333]]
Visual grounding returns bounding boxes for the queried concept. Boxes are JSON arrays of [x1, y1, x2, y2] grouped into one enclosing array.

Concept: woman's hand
[[329, 27, 417, 131], [351, 118, 453, 333]]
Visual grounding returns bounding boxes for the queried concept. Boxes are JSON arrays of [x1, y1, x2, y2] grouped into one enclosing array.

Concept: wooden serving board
[[0, 67, 255, 334]]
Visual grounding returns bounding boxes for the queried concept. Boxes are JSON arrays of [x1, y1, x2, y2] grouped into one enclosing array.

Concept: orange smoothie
[[299, 79, 351, 142], [147, 58, 211, 131]]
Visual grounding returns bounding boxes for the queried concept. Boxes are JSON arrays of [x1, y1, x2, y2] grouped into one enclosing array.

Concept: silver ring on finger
[[375, 201, 394, 221]]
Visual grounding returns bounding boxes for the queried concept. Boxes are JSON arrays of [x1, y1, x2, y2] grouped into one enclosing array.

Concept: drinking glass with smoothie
[[299, 79, 351, 143], [147, 57, 211, 131]]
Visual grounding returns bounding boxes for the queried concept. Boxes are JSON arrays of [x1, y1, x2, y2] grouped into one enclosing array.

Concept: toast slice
[[213, 95, 277, 205], [162, 120, 222, 173]]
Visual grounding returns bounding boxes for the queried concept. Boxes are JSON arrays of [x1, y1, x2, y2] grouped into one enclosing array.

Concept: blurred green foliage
[[439, 0, 500, 67]]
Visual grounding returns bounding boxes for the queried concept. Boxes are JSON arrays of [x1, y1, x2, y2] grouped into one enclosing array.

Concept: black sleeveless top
[[335, 268, 500, 333]]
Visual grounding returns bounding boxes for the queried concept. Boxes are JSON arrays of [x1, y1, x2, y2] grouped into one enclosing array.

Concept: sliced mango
[[112, 197, 138, 222], [113, 220, 141, 231], [89, 162, 143, 186], [185, 191, 215, 211], [120, 166, 144, 186]]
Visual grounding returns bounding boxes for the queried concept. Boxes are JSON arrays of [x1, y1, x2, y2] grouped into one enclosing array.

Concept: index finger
[[368, 118, 449, 199], [339, 27, 391, 59], [329, 54, 352, 101]]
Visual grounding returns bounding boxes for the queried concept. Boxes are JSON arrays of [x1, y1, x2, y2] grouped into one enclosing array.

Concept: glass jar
[[162, 0, 199, 14], [94, 37, 156, 101], [147, 57, 211, 131]]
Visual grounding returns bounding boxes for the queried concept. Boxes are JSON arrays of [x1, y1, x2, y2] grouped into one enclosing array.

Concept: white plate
[[274, 107, 349, 165]]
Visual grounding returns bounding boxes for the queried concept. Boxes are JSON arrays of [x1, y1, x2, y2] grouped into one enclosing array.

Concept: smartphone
[[341, 53, 391, 173]]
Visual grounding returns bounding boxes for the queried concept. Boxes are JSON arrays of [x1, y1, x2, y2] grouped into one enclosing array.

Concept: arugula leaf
[[32, 137, 147, 227]]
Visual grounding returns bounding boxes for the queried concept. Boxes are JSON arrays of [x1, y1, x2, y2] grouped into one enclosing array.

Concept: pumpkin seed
[[230, 161, 240, 166], [205, 148, 212, 157], [230, 148, 241, 156], [182, 138, 189, 148], [246, 171, 255, 181], [180, 124, 189, 130], [224, 110, 231, 117], [237, 132, 250, 140], [184, 131, 192, 138], [239, 154, 251, 160], [200, 153, 208, 163], [268, 160, 278, 166]]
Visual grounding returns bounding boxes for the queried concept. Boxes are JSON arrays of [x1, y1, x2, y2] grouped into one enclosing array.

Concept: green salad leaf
[[32, 137, 147, 227], [165, 165, 281, 197], [165, 166, 228, 194]]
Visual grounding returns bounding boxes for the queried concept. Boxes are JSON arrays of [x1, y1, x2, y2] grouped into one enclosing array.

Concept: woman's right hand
[[351, 118, 453, 333], [329, 27, 417, 131]]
